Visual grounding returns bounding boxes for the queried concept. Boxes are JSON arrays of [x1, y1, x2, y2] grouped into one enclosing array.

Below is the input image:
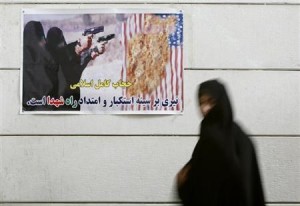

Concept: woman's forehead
[[199, 95, 216, 104], [200, 94, 212, 100]]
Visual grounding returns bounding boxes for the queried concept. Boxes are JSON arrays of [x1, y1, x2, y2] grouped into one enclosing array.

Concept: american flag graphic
[[120, 12, 183, 113]]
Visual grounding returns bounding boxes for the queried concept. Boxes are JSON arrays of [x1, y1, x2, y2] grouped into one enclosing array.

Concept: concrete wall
[[0, 1, 299, 206]]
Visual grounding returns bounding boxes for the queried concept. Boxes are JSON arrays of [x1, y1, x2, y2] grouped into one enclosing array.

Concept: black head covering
[[46, 27, 67, 61], [177, 79, 265, 206], [198, 79, 233, 129], [24, 21, 45, 46], [23, 21, 53, 64]]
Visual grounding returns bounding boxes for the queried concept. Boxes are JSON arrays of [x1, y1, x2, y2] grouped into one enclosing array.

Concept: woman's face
[[199, 94, 216, 117], [38, 37, 46, 48]]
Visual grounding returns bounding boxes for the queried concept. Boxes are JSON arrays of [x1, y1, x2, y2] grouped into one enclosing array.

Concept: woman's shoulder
[[233, 122, 256, 150]]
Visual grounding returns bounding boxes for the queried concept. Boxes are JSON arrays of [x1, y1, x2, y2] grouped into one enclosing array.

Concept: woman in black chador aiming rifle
[[177, 79, 265, 206]]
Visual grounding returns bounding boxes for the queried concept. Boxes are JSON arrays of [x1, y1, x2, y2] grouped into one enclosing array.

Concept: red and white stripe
[[121, 14, 183, 113]]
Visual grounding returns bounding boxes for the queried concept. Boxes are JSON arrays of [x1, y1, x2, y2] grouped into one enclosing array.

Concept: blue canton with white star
[[156, 12, 183, 46]]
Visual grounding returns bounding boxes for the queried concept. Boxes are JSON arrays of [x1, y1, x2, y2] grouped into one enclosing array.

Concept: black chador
[[178, 80, 265, 206], [23, 21, 59, 111], [47, 27, 91, 110]]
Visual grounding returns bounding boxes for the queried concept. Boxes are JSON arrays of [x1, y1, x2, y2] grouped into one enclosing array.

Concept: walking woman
[[177, 79, 265, 206]]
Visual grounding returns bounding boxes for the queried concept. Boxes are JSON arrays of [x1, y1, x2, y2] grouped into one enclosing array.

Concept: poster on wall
[[21, 9, 183, 114]]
